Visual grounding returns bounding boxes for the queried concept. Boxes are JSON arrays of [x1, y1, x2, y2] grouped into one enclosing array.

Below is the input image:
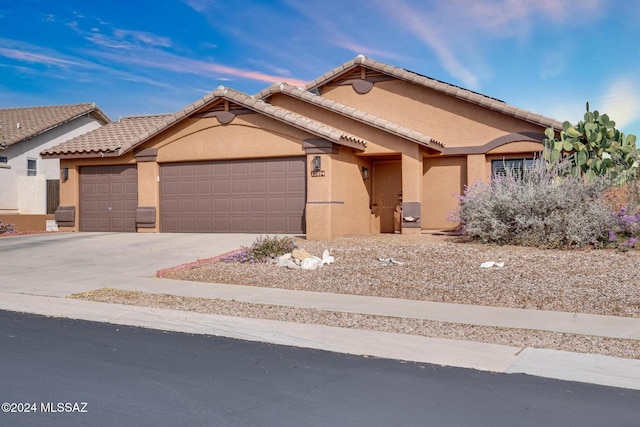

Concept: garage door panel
[[289, 198, 306, 211], [232, 179, 247, 193], [161, 157, 305, 233], [268, 177, 286, 192], [231, 163, 248, 175], [250, 179, 266, 193], [214, 199, 230, 213], [179, 181, 195, 194], [288, 176, 305, 192], [249, 217, 267, 231], [196, 180, 212, 194], [213, 217, 230, 229], [250, 198, 266, 211], [232, 198, 248, 211], [268, 197, 286, 211]]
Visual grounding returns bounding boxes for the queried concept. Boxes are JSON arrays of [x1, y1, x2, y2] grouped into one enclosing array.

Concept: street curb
[[1, 292, 639, 391]]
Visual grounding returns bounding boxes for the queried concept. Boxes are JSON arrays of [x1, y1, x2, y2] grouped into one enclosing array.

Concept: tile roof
[[41, 114, 173, 157], [209, 86, 368, 150], [258, 82, 444, 151], [305, 55, 564, 131], [43, 87, 368, 158], [0, 103, 110, 147]]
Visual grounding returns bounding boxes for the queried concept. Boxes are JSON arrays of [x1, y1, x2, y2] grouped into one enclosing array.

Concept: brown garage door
[[80, 165, 138, 232], [160, 157, 305, 233]]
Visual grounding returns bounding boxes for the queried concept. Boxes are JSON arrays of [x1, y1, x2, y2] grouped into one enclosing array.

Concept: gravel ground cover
[[71, 234, 640, 359], [163, 234, 640, 318]]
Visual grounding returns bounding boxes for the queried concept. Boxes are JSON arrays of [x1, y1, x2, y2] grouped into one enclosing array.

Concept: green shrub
[[456, 158, 614, 248], [221, 235, 297, 263]]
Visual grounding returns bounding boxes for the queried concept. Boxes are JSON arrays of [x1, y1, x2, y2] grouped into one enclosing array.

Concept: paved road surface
[[2, 310, 639, 427]]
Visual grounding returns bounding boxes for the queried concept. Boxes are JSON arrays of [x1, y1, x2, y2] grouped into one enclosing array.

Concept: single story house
[[42, 56, 562, 240], [0, 103, 110, 230]]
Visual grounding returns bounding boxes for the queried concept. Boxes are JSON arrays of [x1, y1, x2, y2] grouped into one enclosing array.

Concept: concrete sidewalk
[[1, 232, 639, 391]]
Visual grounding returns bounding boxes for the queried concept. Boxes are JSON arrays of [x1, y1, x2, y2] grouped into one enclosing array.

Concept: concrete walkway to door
[[1, 232, 639, 391]]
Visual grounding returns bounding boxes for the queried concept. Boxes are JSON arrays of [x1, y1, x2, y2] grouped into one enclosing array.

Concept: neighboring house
[[0, 104, 110, 222], [42, 56, 562, 240]]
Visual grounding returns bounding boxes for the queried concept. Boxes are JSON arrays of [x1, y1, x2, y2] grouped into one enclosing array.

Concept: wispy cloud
[[112, 29, 172, 48], [452, 0, 602, 35], [88, 48, 308, 87], [526, 75, 640, 135], [182, 0, 220, 13], [0, 47, 81, 67], [374, 0, 605, 90], [334, 41, 405, 61], [377, 0, 479, 89], [0, 38, 89, 68], [597, 77, 640, 132]]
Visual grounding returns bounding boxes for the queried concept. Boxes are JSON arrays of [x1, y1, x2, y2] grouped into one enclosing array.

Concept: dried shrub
[[221, 235, 297, 263], [456, 159, 614, 248]]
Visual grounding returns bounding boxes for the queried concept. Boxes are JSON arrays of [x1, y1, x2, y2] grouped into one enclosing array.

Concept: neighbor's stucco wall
[[0, 166, 18, 213], [1, 116, 103, 214]]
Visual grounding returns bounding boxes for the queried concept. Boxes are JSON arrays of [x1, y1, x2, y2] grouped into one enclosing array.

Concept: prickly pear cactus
[[543, 102, 638, 183]]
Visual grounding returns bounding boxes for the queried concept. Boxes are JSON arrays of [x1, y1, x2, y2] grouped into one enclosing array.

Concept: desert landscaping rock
[[164, 234, 640, 318]]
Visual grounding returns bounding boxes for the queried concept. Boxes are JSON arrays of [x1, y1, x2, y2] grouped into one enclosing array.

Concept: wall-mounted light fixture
[[61, 167, 69, 181], [361, 166, 369, 179], [312, 155, 322, 171]]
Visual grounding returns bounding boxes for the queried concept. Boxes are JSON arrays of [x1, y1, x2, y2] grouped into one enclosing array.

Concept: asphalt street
[[2, 310, 639, 427]]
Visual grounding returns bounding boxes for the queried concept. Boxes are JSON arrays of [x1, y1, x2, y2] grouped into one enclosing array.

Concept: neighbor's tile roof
[[305, 55, 564, 131], [0, 103, 110, 146], [41, 114, 173, 157], [43, 87, 368, 157], [258, 82, 444, 150]]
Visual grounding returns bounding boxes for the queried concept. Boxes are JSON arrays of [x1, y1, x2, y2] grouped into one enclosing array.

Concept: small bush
[[456, 158, 615, 248], [221, 235, 297, 263], [0, 220, 16, 235], [609, 207, 640, 249]]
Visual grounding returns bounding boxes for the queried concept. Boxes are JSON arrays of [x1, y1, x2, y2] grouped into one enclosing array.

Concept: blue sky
[[1, 0, 639, 137]]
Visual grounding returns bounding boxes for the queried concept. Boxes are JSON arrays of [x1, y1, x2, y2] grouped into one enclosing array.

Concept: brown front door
[[79, 165, 138, 232], [372, 160, 402, 233]]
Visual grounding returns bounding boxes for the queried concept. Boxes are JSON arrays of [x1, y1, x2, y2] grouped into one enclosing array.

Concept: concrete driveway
[[0, 232, 258, 298]]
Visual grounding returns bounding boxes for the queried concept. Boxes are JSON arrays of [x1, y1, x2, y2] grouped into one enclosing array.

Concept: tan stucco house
[[42, 56, 562, 240]]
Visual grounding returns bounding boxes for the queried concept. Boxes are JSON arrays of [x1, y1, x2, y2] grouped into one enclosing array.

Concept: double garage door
[[160, 158, 306, 233], [79, 158, 306, 234]]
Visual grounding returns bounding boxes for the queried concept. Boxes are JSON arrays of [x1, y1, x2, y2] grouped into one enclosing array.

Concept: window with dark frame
[[27, 158, 37, 176], [491, 158, 536, 178]]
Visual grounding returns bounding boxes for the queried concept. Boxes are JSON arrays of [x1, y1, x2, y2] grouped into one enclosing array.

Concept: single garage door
[[80, 165, 138, 232], [160, 157, 306, 233]]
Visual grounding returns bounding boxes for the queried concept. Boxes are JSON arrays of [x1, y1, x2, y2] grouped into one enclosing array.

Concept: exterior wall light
[[361, 166, 369, 179], [61, 167, 69, 181], [312, 155, 321, 171]]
